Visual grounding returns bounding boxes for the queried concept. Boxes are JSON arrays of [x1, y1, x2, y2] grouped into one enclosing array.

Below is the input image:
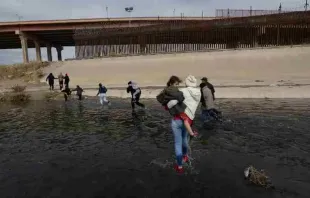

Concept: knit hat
[[185, 75, 197, 87]]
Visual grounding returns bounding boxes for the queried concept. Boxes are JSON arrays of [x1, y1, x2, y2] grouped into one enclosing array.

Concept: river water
[[0, 98, 310, 198]]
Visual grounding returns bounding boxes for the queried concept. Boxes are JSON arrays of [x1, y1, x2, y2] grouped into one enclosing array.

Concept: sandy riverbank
[[1, 46, 310, 99], [42, 46, 310, 88]]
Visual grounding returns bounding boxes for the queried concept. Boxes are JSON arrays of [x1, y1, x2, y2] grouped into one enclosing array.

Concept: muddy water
[[0, 98, 310, 198]]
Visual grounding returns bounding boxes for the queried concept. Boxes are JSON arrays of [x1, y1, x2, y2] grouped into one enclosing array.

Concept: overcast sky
[[0, 0, 304, 64]]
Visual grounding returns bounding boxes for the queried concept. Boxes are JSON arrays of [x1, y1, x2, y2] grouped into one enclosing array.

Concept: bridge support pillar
[[34, 41, 42, 62], [56, 46, 63, 61], [19, 35, 29, 63], [46, 44, 52, 61]]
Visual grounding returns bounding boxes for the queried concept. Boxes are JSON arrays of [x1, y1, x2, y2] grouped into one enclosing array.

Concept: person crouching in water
[[157, 75, 201, 173], [61, 85, 71, 101], [157, 76, 198, 137], [127, 81, 145, 110], [72, 85, 84, 100], [200, 77, 222, 122], [96, 83, 111, 105]]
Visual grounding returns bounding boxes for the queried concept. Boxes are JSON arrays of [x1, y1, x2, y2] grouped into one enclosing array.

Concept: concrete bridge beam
[[19, 34, 29, 63], [46, 44, 52, 61], [15, 30, 54, 63], [34, 40, 42, 62], [56, 46, 63, 61]]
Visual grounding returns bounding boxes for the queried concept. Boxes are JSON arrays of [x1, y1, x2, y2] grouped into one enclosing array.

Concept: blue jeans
[[171, 119, 189, 166]]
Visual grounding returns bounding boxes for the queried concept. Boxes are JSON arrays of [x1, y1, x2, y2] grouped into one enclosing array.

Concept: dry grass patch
[[0, 85, 30, 103], [0, 61, 49, 83]]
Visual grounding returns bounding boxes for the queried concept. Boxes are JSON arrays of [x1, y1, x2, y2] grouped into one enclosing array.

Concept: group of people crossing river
[[45, 73, 221, 173], [45, 73, 146, 111]]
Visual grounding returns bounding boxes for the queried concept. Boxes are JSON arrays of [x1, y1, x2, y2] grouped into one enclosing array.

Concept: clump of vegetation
[[0, 61, 49, 83], [0, 85, 30, 103], [44, 91, 62, 101], [11, 85, 26, 92]]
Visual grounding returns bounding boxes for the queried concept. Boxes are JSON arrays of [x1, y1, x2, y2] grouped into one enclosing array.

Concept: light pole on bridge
[[125, 7, 134, 27]]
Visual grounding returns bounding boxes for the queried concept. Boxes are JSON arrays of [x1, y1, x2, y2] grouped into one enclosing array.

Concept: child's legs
[[183, 120, 194, 135], [171, 119, 184, 166]]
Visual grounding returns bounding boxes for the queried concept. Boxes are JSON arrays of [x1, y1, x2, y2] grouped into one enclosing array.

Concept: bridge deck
[[0, 11, 309, 49]]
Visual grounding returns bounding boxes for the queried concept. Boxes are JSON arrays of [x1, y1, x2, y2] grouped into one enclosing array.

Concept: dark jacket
[[156, 86, 186, 116], [64, 75, 70, 84], [126, 85, 141, 97], [61, 87, 71, 95], [46, 74, 56, 83], [98, 86, 107, 94], [72, 87, 83, 95]]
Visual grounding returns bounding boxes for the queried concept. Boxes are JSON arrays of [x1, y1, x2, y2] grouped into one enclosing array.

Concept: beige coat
[[201, 86, 215, 110]]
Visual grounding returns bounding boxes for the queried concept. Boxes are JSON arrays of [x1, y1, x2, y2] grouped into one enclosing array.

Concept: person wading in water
[[96, 83, 111, 105], [46, 73, 57, 91], [158, 75, 201, 173], [157, 75, 199, 137], [200, 77, 222, 122], [58, 72, 64, 90], [127, 81, 145, 111], [72, 85, 84, 100], [61, 85, 71, 101], [200, 77, 215, 100]]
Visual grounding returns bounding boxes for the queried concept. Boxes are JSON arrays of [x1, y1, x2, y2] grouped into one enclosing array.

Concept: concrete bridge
[[1, 11, 309, 63], [0, 17, 215, 63]]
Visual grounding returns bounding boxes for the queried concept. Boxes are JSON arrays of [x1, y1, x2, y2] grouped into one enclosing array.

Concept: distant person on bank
[[58, 72, 64, 90], [64, 73, 70, 88], [200, 77, 221, 122], [46, 73, 57, 91], [127, 81, 145, 111], [72, 85, 84, 100], [96, 83, 111, 105]]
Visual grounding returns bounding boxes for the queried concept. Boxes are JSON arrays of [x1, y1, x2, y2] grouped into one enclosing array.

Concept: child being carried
[[157, 76, 198, 137]]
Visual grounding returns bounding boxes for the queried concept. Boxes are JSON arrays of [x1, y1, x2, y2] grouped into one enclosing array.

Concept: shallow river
[[0, 98, 310, 198]]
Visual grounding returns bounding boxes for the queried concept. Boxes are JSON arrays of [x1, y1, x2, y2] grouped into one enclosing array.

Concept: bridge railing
[[73, 11, 310, 59]]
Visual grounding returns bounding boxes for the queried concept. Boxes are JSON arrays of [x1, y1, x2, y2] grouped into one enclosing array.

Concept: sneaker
[[182, 155, 189, 163], [173, 164, 184, 173]]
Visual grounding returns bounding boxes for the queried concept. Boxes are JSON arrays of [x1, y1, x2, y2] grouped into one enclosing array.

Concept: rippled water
[[0, 98, 310, 198]]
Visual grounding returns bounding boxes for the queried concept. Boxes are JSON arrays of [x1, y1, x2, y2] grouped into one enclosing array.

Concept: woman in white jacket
[[168, 75, 201, 173]]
